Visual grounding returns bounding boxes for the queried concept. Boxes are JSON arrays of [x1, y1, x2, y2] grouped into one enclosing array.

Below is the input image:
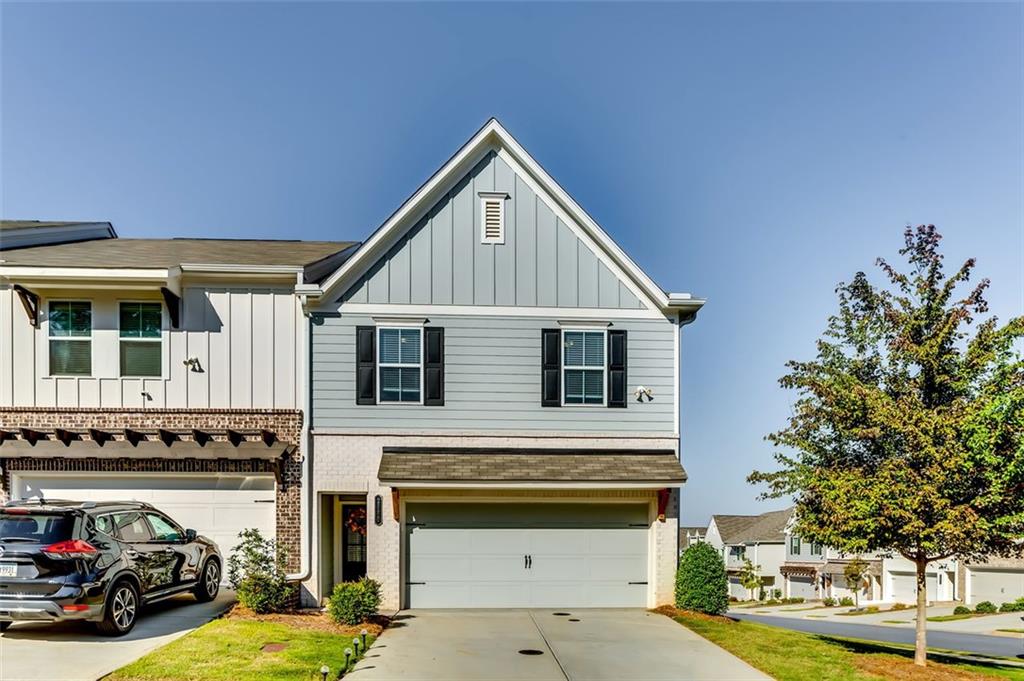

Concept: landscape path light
[[361, 628, 369, 649], [320, 664, 330, 681]]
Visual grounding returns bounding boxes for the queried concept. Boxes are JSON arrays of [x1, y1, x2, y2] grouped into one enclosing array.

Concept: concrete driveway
[[350, 609, 769, 680], [0, 591, 233, 681]]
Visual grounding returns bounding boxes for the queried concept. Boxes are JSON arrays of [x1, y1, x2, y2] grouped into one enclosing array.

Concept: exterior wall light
[[374, 494, 383, 525]]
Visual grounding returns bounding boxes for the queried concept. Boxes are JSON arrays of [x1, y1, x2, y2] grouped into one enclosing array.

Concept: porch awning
[[0, 428, 293, 461], [780, 562, 821, 577], [822, 560, 882, 577], [377, 447, 686, 488]]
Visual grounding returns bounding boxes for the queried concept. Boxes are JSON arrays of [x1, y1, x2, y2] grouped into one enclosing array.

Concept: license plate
[[0, 564, 17, 578]]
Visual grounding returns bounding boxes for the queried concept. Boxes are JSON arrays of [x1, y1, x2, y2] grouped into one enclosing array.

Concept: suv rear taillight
[[42, 539, 98, 560]]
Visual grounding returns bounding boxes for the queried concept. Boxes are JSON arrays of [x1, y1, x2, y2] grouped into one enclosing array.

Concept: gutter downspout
[[286, 303, 315, 586]]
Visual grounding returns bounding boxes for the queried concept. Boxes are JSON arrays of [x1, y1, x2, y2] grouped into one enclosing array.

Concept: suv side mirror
[[185, 529, 198, 542]]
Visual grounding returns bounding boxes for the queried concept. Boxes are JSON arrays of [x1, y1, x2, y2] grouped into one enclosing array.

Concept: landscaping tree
[[842, 558, 870, 610], [675, 542, 729, 615], [748, 225, 1024, 667], [737, 558, 762, 601]]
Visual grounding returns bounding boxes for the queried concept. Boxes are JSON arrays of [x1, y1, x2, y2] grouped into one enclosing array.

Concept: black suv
[[0, 499, 222, 636]]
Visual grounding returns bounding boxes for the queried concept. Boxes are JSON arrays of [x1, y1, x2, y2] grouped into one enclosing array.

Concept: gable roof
[[712, 508, 793, 544], [0, 220, 117, 251], [309, 119, 704, 316]]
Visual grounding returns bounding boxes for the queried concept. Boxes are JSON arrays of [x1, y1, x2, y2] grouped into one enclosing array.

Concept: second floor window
[[563, 330, 605, 405], [789, 536, 802, 554], [120, 302, 162, 377], [811, 542, 823, 556], [729, 545, 745, 560], [49, 301, 92, 376], [378, 327, 422, 403]]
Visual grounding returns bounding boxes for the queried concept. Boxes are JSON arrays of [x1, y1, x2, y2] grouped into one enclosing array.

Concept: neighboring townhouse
[[0, 226, 357, 582], [299, 119, 704, 611], [882, 556, 958, 603], [961, 557, 1024, 606], [780, 519, 882, 602], [705, 508, 791, 599], [679, 525, 705, 554]]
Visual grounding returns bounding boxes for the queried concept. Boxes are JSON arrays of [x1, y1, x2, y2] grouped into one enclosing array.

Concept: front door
[[341, 504, 367, 582]]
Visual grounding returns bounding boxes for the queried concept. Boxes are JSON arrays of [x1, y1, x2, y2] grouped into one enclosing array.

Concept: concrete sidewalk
[[351, 609, 770, 680]]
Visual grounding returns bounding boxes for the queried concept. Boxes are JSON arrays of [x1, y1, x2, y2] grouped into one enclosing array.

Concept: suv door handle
[[124, 548, 139, 558], [162, 546, 175, 553]]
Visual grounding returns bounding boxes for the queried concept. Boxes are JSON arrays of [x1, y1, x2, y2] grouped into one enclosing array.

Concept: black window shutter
[[424, 327, 445, 406], [356, 326, 376, 405], [608, 329, 627, 408], [541, 328, 561, 407]]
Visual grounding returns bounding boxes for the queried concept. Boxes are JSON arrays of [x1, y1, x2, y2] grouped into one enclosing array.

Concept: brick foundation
[[0, 407, 303, 570]]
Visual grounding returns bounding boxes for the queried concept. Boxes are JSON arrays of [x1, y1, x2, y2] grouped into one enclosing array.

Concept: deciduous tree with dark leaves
[[749, 225, 1024, 666]]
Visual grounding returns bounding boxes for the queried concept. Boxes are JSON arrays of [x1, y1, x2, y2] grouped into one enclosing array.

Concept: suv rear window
[[0, 513, 74, 543]]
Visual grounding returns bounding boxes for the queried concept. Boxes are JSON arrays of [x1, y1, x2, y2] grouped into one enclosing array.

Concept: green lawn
[[107, 618, 376, 681], [928, 613, 975, 622], [670, 611, 1024, 681]]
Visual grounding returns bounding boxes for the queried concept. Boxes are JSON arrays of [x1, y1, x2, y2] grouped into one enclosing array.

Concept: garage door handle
[[628, 581, 648, 585], [527, 555, 532, 569], [524, 555, 528, 569]]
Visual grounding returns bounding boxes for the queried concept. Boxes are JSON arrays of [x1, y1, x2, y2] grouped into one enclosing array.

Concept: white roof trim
[[313, 119, 702, 314]]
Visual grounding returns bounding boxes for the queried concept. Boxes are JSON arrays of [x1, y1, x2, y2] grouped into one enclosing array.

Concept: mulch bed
[[854, 656, 1007, 681], [651, 605, 737, 623], [224, 603, 389, 637]]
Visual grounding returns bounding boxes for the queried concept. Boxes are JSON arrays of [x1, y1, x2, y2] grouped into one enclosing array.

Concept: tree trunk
[[914, 556, 928, 666]]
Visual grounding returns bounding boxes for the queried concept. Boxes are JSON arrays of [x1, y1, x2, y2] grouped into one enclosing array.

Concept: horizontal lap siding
[[312, 314, 676, 433]]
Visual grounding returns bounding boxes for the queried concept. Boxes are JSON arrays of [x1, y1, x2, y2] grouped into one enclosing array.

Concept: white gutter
[[286, 308, 314, 584]]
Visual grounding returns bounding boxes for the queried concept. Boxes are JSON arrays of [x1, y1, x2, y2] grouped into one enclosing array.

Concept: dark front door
[[341, 504, 367, 582]]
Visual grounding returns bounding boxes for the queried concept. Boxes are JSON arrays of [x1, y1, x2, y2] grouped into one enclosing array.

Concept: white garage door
[[970, 569, 1024, 605], [12, 473, 276, 559], [889, 571, 937, 603], [789, 575, 817, 600], [405, 502, 649, 608]]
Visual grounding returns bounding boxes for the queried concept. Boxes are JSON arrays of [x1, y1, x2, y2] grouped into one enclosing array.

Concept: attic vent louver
[[479, 192, 507, 244]]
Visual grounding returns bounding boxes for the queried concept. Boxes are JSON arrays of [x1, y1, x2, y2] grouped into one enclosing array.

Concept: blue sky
[[2, 2, 1021, 525]]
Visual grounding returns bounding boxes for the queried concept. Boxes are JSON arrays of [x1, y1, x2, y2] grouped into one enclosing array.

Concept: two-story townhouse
[[679, 526, 705, 555], [780, 519, 883, 602], [705, 509, 791, 599], [0, 228, 356, 583], [298, 119, 704, 611]]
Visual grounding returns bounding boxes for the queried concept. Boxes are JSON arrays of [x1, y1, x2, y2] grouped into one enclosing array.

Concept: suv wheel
[[97, 580, 139, 636], [0, 621, 10, 633], [193, 559, 220, 602]]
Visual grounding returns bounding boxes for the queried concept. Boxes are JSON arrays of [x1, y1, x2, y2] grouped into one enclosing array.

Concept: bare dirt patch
[[855, 656, 1009, 681], [225, 603, 389, 637]]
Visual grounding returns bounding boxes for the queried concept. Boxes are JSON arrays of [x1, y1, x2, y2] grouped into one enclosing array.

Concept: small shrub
[[728, 595, 739, 603], [889, 602, 911, 611], [327, 577, 382, 625], [839, 597, 854, 607], [771, 589, 782, 600], [675, 543, 729, 615], [227, 528, 295, 614], [783, 597, 805, 604], [999, 599, 1024, 613], [823, 597, 837, 607], [975, 600, 998, 614], [863, 605, 879, 613], [953, 605, 972, 615]]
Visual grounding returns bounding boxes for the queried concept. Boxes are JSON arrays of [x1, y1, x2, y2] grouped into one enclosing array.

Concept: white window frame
[[376, 323, 424, 405], [561, 327, 607, 407], [479, 192, 508, 245], [47, 299, 93, 377], [117, 300, 165, 379]]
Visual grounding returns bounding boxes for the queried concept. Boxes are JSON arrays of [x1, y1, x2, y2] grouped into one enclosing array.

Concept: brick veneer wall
[[0, 408, 303, 570], [312, 433, 680, 611]]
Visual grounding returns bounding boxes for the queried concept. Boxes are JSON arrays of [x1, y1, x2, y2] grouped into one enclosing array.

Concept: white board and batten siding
[[0, 286, 304, 410]]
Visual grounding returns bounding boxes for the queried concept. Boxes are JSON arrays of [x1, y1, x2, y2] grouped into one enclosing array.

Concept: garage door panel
[[13, 474, 275, 569], [789, 576, 817, 599], [890, 571, 937, 602], [970, 569, 1024, 604], [405, 502, 649, 608]]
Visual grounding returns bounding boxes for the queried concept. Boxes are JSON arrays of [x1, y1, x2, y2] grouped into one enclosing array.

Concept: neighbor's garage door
[[12, 473, 276, 558], [405, 502, 649, 608], [789, 575, 817, 600], [969, 569, 1024, 605], [889, 571, 937, 603]]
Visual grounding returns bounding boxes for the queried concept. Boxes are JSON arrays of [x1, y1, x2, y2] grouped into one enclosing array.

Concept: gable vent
[[480, 192, 507, 244]]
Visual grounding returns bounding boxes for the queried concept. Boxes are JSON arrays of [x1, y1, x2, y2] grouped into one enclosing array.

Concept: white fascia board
[[178, 263, 304, 275], [334, 302, 668, 321], [314, 119, 696, 312], [0, 266, 169, 282]]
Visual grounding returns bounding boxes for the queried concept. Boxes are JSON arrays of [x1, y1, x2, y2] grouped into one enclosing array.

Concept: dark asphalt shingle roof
[[0, 238, 357, 268], [713, 508, 793, 544], [378, 447, 687, 484]]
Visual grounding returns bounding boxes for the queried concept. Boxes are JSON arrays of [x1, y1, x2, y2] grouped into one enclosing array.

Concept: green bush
[[783, 597, 805, 604], [771, 589, 782, 600], [675, 543, 729, 615], [327, 577, 382, 625], [890, 602, 911, 611], [975, 600, 998, 614], [227, 528, 295, 614], [822, 597, 837, 607], [953, 605, 972, 615], [839, 597, 854, 607], [999, 598, 1024, 613]]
